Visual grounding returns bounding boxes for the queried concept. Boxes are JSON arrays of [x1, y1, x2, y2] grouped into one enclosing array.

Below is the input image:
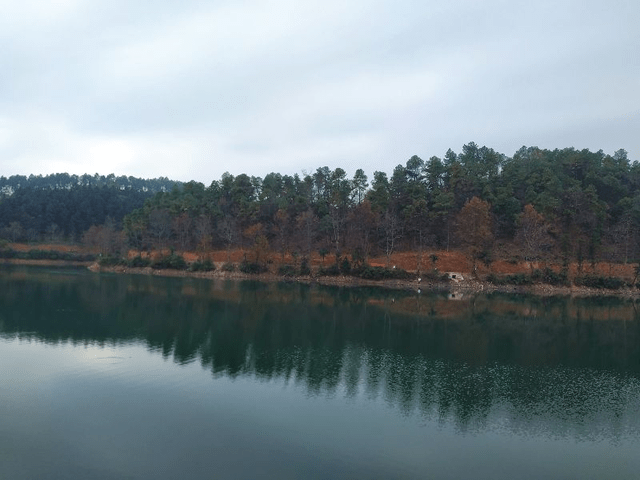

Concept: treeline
[[120, 144, 640, 268], [0, 172, 180, 196], [2, 144, 639, 269], [0, 174, 181, 241]]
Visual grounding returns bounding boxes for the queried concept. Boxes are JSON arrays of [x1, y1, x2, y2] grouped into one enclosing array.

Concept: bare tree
[[380, 209, 402, 267], [194, 215, 212, 259], [515, 204, 553, 267], [273, 208, 290, 260], [295, 209, 318, 257], [82, 218, 125, 256], [148, 209, 172, 250], [172, 213, 193, 251], [405, 199, 430, 274], [455, 196, 493, 275], [346, 200, 377, 267], [45, 223, 62, 243], [218, 216, 238, 262], [7, 221, 24, 242]]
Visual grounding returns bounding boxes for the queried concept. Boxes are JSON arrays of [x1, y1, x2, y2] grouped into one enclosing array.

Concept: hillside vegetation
[[2, 144, 640, 287]]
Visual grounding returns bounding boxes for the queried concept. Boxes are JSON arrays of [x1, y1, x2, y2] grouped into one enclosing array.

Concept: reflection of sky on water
[[3, 331, 640, 446], [2, 337, 640, 480]]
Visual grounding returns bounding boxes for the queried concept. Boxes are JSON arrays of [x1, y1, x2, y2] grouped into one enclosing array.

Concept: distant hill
[[0, 173, 181, 197], [0, 173, 183, 241]]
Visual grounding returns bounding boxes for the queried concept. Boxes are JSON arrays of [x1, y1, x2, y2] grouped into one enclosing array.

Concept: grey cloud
[[1, 0, 639, 181]]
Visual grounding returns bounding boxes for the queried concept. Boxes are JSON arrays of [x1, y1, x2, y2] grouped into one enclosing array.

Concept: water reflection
[[1, 265, 640, 440]]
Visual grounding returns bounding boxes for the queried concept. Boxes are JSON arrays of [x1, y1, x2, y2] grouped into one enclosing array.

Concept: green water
[[1, 266, 639, 479]]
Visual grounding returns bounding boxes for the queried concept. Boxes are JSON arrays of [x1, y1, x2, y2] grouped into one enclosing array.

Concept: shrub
[[278, 265, 297, 277], [0, 247, 95, 262], [0, 247, 16, 259], [358, 266, 386, 280], [151, 253, 187, 270], [575, 275, 626, 290], [487, 273, 532, 285], [531, 267, 569, 286], [98, 255, 125, 267], [221, 262, 236, 272], [127, 255, 151, 268], [299, 257, 311, 276], [421, 269, 446, 282], [509, 273, 533, 285], [357, 266, 411, 281], [340, 257, 351, 275], [26, 249, 55, 260], [317, 264, 341, 276], [189, 259, 215, 272], [486, 273, 501, 284], [239, 260, 267, 274]]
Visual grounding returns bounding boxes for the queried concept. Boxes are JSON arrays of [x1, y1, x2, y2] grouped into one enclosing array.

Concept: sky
[[1, 0, 639, 183]]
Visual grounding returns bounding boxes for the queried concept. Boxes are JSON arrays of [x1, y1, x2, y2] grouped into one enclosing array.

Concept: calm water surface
[[1, 266, 640, 479]]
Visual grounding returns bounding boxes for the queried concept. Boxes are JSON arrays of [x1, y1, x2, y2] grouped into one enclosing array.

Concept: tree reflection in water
[[1, 266, 640, 440]]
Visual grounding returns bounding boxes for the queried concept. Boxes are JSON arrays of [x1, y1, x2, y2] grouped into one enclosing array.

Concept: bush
[[127, 255, 151, 268], [357, 265, 411, 281], [189, 259, 215, 272], [0, 246, 95, 262], [278, 264, 297, 277], [575, 275, 626, 290], [221, 262, 236, 272], [299, 257, 311, 276], [531, 267, 569, 286], [340, 257, 351, 275], [98, 255, 125, 266], [27, 249, 57, 260], [420, 269, 447, 282], [488, 268, 571, 287], [487, 273, 532, 285], [239, 260, 268, 274], [0, 247, 16, 259], [151, 253, 187, 270], [317, 263, 341, 276], [357, 266, 386, 280]]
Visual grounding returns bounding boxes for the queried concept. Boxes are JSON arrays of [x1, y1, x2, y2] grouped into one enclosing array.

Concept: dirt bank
[[4, 243, 640, 297], [88, 262, 640, 298]]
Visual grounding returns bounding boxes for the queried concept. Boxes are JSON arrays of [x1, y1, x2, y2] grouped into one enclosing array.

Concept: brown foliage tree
[[172, 213, 193, 251], [244, 223, 269, 265], [148, 209, 172, 250], [455, 196, 493, 273], [346, 200, 377, 266], [82, 218, 125, 256], [194, 215, 213, 259], [273, 208, 290, 260], [515, 204, 553, 264], [294, 209, 318, 257]]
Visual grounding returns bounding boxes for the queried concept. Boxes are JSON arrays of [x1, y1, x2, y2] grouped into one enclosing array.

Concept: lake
[[1, 265, 639, 479]]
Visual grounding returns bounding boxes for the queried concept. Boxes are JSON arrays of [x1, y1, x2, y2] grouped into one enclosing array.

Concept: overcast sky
[[1, 0, 638, 183]]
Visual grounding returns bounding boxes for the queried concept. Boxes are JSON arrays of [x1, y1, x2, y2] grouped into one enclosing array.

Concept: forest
[[1, 144, 639, 274], [0, 173, 180, 241]]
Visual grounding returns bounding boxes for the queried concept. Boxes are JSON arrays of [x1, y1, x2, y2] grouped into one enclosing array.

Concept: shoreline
[[3, 256, 639, 298], [87, 262, 640, 299], [2, 259, 93, 268]]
